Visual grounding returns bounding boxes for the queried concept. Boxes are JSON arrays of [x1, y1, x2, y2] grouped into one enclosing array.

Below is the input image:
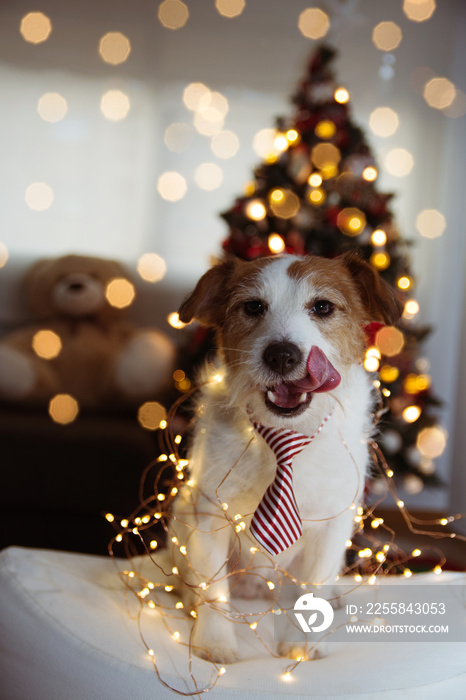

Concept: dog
[[158, 252, 401, 664]]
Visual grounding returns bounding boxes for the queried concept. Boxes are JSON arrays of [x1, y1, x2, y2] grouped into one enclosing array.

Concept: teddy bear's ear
[[178, 257, 241, 327]]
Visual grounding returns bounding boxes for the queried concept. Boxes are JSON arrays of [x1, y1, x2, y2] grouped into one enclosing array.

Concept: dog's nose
[[263, 341, 302, 376]]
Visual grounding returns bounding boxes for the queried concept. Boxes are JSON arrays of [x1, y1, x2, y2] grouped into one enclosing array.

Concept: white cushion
[[0, 546, 465, 699]]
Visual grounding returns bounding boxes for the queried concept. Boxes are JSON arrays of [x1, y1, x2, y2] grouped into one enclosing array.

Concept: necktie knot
[[250, 413, 332, 556]]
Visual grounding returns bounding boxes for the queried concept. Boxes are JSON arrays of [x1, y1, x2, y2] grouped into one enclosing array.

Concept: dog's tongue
[[292, 346, 341, 393], [268, 347, 341, 410]]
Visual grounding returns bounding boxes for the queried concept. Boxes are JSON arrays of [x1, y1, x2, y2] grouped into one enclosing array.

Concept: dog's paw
[[231, 573, 271, 600], [191, 610, 239, 664], [192, 631, 239, 664]]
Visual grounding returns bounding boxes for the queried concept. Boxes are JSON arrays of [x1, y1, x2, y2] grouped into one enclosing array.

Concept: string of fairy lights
[[105, 371, 466, 695]]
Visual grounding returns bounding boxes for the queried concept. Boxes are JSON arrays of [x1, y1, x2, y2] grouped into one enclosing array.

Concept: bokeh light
[[370, 251, 391, 270], [137, 253, 167, 283], [402, 405, 422, 423], [404, 474, 424, 495], [193, 90, 228, 135], [371, 229, 387, 246], [37, 93, 68, 123], [32, 330, 62, 360], [268, 234, 285, 254], [369, 107, 399, 137], [164, 122, 193, 153], [423, 77, 456, 109], [167, 312, 187, 329], [415, 209, 446, 238], [315, 120, 336, 140], [199, 90, 229, 119], [397, 275, 412, 290], [268, 189, 300, 219], [363, 355, 380, 372], [99, 32, 131, 65], [194, 163, 224, 190], [337, 207, 366, 236], [379, 365, 399, 383], [158, 0, 189, 30], [0, 242, 9, 268], [417, 426, 447, 458], [211, 130, 240, 159], [157, 171, 187, 202], [138, 401, 167, 431], [404, 373, 431, 394], [253, 128, 281, 158], [384, 148, 414, 177], [334, 87, 350, 104], [311, 142, 341, 169], [308, 188, 326, 206], [298, 8, 330, 39], [245, 199, 267, 221], [100, 90, 131, 121], [273, 133, 288, 153], [286, 129, 300, 145], [375, 326, 405, 356], [403, 0, 436, 22], [105, 278, 136, 308], [215, 0, 245, 17], [25, 183, 54, 211], [363, 166, 378, 182], [183, 82, 210, 111], [20, 12, 52, 44], [194, 109, 224, 136], [49, 394, 79, 425], [372, 21, 402, 51], [404, 299, 420, 320], [308, 173, 323, 187]]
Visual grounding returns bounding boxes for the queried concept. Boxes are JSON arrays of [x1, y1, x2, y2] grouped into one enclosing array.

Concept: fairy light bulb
[[286, 129, 300, 144], [397, 275, 412, 290], [403, 405, 422, 423], [334, 87, 349, 103], [363, 166, 378, 181], [268, 233, 286, 253], [308, 172, 323, 187], [371, 229, 387, 246], [245, 199, 267, 221]]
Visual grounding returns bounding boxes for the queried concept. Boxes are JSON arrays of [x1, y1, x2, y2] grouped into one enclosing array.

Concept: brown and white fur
[[160, 253, 401, 664]]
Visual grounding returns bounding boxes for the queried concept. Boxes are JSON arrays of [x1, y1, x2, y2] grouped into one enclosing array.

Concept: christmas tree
[[203, 45, 442, 495]]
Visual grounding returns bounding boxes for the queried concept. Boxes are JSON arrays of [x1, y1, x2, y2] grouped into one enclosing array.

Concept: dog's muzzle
[[263, 344, 341, 416]]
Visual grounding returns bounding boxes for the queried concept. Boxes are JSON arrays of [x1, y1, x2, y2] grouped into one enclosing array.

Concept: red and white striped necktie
[[250, 414, 332, 556]]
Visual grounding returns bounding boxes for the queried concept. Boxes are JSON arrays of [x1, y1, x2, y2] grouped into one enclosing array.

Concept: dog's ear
[[178, 257, 239, 327], [340, 252, 403, 325]]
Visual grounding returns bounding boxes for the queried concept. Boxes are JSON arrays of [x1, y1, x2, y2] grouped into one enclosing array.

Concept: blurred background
[[1, 0, 465, 554]]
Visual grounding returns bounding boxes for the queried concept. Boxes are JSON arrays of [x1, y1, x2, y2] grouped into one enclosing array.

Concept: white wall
[[1, 0, 465, 513]]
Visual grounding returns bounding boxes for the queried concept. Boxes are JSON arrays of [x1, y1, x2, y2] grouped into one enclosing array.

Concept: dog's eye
[[244, 299, 266, 317], [312, 300, 334, 317]]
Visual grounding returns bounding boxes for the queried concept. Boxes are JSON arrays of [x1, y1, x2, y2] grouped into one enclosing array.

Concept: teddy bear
[[0, 254, 176, 409]]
